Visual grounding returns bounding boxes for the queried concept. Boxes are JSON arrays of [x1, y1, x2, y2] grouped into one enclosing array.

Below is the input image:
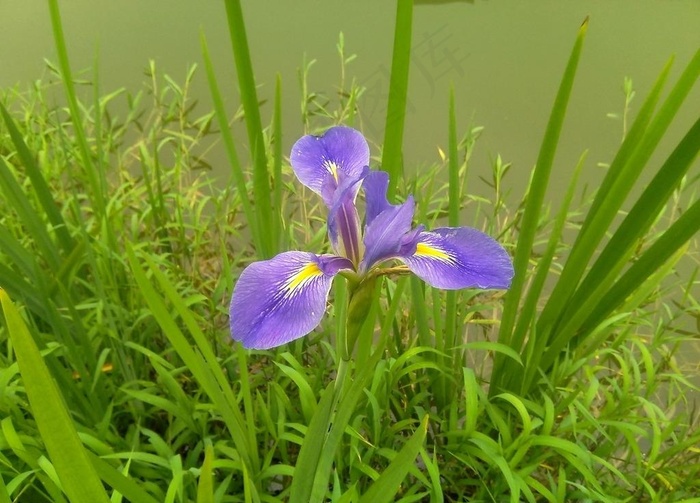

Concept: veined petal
[[327, 167, 368, 263], [290, 126, 369, 203], [230, 252, 353, 349], [399, 227, 514, 290], [360, 192, 416, 274]]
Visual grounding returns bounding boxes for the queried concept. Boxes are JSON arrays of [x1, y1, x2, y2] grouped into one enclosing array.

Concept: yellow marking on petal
[[415, 242, 455, 264], [286, 263, 323, 292], [324, 160, 340, 182]]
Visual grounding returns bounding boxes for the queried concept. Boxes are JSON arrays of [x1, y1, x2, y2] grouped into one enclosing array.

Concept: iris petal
[[290, 126, 370, 205], [360, 169, 417, 273], [327, 167, 368, 263], [399, 228, 514, 290], [230, 252, 353, 349]]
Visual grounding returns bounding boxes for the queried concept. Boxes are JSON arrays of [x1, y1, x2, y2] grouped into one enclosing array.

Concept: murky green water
[[2, 1, 698, 187]]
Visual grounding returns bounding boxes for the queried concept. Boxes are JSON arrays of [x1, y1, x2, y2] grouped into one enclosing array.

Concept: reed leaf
[[381, 0, 413, 200], [0, 289, 110, 503], [493, 18, 589, 394]]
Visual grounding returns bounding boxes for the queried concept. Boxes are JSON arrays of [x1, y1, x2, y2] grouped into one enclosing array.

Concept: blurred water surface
[[1, 1, 698, 190]]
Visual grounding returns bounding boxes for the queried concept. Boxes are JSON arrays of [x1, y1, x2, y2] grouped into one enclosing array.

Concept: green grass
[[0, 2, 699, 502]]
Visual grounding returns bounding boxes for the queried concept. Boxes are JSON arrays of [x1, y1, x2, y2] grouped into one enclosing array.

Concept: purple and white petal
[[230, 252, 353, 349], [360, 194, 416, 274], [399, 227, 514, 290], [290, 126, 370, 201]]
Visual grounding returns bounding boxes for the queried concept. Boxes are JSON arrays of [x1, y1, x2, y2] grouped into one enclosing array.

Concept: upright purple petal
[[399, 227, 514, 290], [363, 170, 393, 226], [290, 126, 370, 205], [326, 166, 368, 264], [360, 193, 416, 274], [230, 252, 353, 349]]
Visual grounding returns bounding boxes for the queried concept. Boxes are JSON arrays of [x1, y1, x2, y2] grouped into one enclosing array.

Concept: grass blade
[[381, 0, 413, 200], [493, 17, 589, 394], [288, 382, 336, 503], [537, 49, 699, 342], [200, 31, 262, 254], [358, 415, 429, 503], [222, 0, 275, 257], [47, 0, 106, 219], [499, 151, 586, 392], [0, 103, 74, 255], [196, 442, 215, 503], [0, 289, 110, 503]]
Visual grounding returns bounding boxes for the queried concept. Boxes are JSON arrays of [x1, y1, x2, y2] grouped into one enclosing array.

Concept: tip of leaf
[[580, 16, 590, 33]]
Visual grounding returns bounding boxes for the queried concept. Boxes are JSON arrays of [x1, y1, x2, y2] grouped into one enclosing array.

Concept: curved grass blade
[[358, 415, 429, 503], [87, 453, 160, 503], [0, 289, 110, 503], [125, 247, 259, 488], [0, 103, 74, 255]]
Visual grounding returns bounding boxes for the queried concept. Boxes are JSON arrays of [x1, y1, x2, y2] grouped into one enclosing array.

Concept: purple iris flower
[[230, 126, 514, 349]]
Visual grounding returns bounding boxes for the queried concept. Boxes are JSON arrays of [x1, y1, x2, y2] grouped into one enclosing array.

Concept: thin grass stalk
[[440, 88, 459, 407], [47, 0, 107, 220], [222, 0, 275, 257], [500, 151, 586, 392], [200, 32, 263, 254], [273, 74, 284, 247], [491, 18, 589, 395], [381, 0, 413, 201]]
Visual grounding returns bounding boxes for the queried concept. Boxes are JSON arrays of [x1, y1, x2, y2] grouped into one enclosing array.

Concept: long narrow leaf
[[222, 0, 274, 257], [200, 31, 262, 254], [358, 415, 429, 503], [0, 289, 110, 503], [538, 49, 699, 341], [493, 18, 589, 394], [381, 0, 413, 200], [0, 103, 74, 254]]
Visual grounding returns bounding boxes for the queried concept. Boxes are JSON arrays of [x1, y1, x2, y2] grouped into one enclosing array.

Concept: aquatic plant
[[230, 126, 512, 349]]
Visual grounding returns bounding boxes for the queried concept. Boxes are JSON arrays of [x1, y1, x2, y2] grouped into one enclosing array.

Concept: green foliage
[[0, 2, 699, 502]]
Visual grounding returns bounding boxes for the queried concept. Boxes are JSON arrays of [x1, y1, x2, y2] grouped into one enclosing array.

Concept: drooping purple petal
[[290, 126, 370, 205], [399, 227, 514, 290], [230, 252, 353, 349]]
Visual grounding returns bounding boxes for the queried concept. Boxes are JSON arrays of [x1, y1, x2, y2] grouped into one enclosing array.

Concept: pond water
[[1, 2, 699, 367], [2, 1, 698, 193]]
